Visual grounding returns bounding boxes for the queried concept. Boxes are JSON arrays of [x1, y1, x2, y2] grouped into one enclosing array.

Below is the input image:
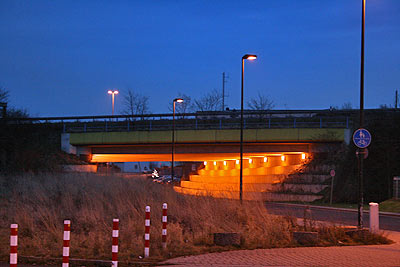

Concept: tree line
[[121, 88, 275, 117], [0, 87, 29, 118]]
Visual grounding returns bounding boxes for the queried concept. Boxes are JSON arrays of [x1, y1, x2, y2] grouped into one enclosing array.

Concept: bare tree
[[247, 92, 274, 110], [341, 102, 353, 110], [0, 87, 29, 118], [379, 104, 392, 109], [0, 87, 9, 103], [6, 107, 29, 118], [193, 89, 222, 112], [122, 89, 150, 119]]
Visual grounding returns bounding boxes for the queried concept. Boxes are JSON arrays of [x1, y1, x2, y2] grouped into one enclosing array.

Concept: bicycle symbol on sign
[[353, 128, 372, 149]]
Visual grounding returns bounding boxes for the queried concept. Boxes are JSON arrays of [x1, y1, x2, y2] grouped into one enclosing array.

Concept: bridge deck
[[69, 128, 349, 146]]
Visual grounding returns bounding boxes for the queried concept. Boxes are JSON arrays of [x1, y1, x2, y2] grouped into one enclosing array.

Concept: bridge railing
[[3, 109, 352, 132], [62, 116, 350, 133]]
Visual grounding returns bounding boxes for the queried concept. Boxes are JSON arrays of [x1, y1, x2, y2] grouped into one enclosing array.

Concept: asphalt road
[[265, 202, 400, 231]]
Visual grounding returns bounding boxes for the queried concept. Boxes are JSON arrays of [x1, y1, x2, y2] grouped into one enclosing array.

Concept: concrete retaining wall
[[63, 165, 97, 173]]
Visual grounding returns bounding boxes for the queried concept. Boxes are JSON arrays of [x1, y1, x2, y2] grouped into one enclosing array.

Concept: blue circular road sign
[[353, 128, 372, 148]]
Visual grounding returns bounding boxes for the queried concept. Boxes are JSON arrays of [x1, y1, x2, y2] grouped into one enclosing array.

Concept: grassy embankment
[[0, 173, 391, 265]]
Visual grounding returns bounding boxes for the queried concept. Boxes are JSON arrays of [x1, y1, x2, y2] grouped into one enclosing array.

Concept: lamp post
[[240, 54, 257, 202], [108, 90, 119, 116], [358, 0, 366, 229], [172, 98, 184, 180]]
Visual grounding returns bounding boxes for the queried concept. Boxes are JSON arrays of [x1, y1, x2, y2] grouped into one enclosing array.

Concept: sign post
[[353, 128, 372, 229], [330, 169, 335, 205]]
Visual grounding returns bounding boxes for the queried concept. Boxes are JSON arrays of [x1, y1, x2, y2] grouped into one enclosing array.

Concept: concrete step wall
[[180, 180, 274, 192], [174, 153, 323, 202], [202, 154, 305, 172], [199, 164, 301, 177], [189, 174, 286, 184]]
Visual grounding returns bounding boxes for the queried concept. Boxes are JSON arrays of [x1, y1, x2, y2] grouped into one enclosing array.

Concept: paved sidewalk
[[160, 231, 400, 267]]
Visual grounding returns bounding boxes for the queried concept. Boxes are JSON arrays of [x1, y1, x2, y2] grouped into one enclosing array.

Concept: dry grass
[[0, 173, 392, 264], [0, 173, 293, 263]]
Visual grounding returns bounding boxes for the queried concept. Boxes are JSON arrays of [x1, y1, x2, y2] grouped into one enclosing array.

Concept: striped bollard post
[[112, 219, 119, 267], [63, 220, 71, 267], [10, 224, 18, 267], [144, 206, 150, 258], [162, 203, 167, 249]]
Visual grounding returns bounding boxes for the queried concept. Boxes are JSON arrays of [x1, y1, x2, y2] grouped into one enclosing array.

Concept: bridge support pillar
[[61, 133, 92, 162], [61, 133, 77, 154]]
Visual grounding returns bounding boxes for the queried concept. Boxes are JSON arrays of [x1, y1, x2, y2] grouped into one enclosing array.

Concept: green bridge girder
[[69, 128, 350, 146]]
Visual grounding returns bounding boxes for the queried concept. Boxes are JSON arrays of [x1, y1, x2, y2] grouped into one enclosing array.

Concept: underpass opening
[[91, 152, 310, 200]]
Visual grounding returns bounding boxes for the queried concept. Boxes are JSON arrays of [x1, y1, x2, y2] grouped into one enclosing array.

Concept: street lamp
[[108, 90, 119, 116], [172, 98, 184, 180], [240, 54, 257, 202]]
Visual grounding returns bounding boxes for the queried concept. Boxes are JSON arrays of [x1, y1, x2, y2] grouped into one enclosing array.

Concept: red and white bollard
[[10, 224, 18, 267], [112, 219, 119, 267], [144, 206, 150, 258], [63, 220, 71, 267], [162, 203, 167, 249]]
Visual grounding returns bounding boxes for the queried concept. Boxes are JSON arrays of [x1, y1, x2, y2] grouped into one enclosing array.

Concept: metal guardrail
[[3, 109, 352, 133], [61, 116, 350, 133]]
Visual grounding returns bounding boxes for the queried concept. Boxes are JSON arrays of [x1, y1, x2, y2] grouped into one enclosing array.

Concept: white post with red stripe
[[162, 203, 167, 249], [144, 206, 150, 258], [112, 219, 119, 267], [63, 220, 71, 267], [10, 224, 18, 267]]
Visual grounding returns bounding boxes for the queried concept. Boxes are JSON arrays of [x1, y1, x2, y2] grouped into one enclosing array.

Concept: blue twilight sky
[[0, 0, 399, 117]]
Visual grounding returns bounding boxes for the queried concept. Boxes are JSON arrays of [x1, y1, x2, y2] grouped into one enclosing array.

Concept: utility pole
[[396, 90, 398, 109], [222, 72, 227, 111], [357, 0, 366, 229]]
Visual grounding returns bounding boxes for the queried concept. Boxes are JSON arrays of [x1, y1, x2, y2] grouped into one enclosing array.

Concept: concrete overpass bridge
[[6, 109, 353, 200], [59, 110, 352, 163], [64, 127, 349, 163]]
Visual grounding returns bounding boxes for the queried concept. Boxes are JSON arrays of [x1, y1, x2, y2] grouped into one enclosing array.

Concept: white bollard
[[369, 202, 379, 233], [63, 220, 71, 267], [144, 206, 150, 258], [112, 219, 119, 267], [162, 203, 168, 249], [10, 224, 18, 267]]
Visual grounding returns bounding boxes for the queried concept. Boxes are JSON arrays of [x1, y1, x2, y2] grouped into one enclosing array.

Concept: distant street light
[[240, 54, 257, 202], [172, 98, 184, 180], [108, 90, 119, 116]]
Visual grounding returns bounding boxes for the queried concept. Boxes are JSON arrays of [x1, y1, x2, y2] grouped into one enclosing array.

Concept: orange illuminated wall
[[175, 153, 309, 200]]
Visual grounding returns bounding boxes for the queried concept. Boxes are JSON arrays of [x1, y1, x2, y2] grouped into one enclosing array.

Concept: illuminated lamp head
[[173, 98, 184, 103], [204, 161, 207, 166], [281, 155, 286, 162], [301, 153, 306, 160], [213, 161, 217, 166], [263, 157, 268, 163], [223, 161, 227, 166], [242, 54, 257, 60], [249, 158, 253, 164], [236, 159, 239, 165]]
